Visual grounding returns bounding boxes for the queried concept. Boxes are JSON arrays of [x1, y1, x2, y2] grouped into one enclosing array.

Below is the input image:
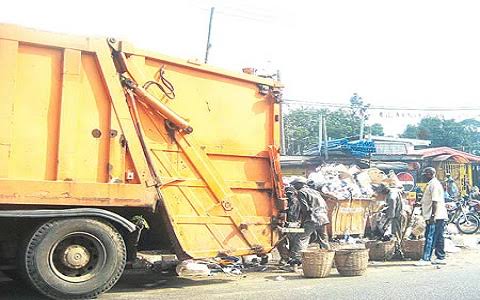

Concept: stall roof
[[412, 147, 480, 162], [369, 136, 432, 146], [432, 154, 470, 163]]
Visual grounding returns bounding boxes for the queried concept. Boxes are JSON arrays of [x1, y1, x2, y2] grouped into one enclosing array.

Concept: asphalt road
[[2, 248, 480, 300]]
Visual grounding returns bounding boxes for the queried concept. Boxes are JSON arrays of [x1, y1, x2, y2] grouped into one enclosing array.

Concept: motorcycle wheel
[[456, 213, 480, 234]]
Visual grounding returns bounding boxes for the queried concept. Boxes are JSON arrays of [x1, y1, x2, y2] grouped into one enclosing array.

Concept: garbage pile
[[175, 254, 270, 277], [305, 164, 402, 200]]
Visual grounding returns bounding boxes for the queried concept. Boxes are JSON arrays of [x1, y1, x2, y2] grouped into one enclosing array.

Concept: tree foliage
[[400, 117, 480, 154], [284, 97, 384, 155]]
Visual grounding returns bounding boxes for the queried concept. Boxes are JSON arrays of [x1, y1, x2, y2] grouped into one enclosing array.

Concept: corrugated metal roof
[[411, 147, 480, 162], [431, 154, 470, 163]]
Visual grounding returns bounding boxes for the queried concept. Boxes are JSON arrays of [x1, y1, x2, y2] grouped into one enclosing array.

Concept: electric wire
[[283, 99, 480, 112]]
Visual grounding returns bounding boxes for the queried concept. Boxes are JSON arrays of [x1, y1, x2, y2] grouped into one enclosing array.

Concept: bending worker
[[376, 183, 405, 258], [277, 185, 301, 265], [289, 177, 330, 269]]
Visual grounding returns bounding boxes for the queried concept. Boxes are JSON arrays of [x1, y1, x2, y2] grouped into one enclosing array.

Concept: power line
[[283, 99, 480, 112], [219, 4, 277, 20], [214, 10, 272, 22]]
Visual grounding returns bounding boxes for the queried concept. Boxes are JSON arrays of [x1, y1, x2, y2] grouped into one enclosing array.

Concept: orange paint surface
[[0, 24, 284, 258]]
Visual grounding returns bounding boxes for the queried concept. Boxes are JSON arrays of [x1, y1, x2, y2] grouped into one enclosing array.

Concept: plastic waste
[[176, 260, 210, 276], [231, 269, 242, 275]]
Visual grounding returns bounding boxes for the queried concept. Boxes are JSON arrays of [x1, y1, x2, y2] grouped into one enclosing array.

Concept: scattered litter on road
[[176, 260, 211, 277], [274, 276, 286, 281], [217, 256, 241, 267], [231, 269, 242, 275]]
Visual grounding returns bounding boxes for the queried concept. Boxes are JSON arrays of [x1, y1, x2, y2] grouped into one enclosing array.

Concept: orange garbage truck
[[0, 24, 286, 299]]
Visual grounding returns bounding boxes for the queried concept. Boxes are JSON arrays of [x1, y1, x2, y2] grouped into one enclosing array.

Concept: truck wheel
[[20, 218, 126, 300]]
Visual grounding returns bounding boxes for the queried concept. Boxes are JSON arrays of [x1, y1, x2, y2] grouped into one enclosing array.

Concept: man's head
[[290, 176, 307, 190], [285, 186, 296, 196], [422, 167, 436, 181]]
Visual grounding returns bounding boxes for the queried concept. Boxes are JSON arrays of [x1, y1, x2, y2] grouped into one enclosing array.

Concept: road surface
[[1, 247, 479, 300]]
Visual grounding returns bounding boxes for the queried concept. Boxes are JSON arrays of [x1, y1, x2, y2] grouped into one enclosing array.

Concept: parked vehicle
[[446, 197, 480, 234], [0, 24, 285, 299], [468, 199, 480, 215]]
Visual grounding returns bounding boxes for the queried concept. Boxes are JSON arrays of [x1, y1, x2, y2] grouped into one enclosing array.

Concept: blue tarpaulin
[[305, 138, 376, 158]]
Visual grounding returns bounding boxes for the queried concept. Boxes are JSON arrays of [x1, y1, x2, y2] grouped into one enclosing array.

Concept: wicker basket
[[365, 240, 395, 261], [301, 249, 336, 278], [334, 249, 369, 276], [403, 240, 425, 260]]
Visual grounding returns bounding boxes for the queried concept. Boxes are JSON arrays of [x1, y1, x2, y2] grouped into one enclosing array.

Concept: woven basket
[[334, 249, 369, 276], [301, 249, 335, 278], [403, 240, 425, 260], [365, 240, 395, 261]]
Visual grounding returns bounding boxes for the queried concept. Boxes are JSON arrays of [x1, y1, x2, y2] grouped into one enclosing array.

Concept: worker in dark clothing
[[277, 185, 302, 265], [289, 177, 330, 269], [376, 183, 405, 258]]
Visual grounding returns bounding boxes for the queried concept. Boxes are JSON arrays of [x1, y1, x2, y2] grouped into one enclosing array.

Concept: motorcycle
[[446, 197, 480, 234], [467, 197, 480, 216]]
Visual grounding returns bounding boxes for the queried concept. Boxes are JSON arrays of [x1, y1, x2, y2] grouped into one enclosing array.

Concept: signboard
[[397, 172, 415, 192]]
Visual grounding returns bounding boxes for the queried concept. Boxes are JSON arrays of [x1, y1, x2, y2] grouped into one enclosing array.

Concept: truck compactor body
[[0, 24, 285, 299]]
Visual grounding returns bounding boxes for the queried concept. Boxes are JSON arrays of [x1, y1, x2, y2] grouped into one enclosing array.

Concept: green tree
[[369, 123, 384, 136], [284, 97, 385, 155], [284, 107, 324, 155], [400, 117, 480, 153]]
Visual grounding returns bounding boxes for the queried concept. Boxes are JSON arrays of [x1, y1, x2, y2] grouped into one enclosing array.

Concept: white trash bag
[[176, 260, 210, 276]]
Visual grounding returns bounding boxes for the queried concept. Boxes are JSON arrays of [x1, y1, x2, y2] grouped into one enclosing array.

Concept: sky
[[2, 0, 480, 135]]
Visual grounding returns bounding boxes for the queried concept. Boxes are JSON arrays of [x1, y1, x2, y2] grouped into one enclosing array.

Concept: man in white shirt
[[416, 167, 448, 266]]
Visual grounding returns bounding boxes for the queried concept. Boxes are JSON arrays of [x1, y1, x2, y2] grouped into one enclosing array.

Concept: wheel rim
[[49, 232, 107, 283], [458, 215, 479, 233]]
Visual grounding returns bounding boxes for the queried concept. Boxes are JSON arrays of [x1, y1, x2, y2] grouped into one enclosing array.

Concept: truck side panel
[[0, 24, 283, 258]]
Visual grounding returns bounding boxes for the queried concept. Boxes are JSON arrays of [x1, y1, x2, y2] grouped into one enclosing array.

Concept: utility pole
[[323, 115, 329, 160], [359, 112, 365, 140], [204, 7, 215, 64], [318, 114, 323, 156]]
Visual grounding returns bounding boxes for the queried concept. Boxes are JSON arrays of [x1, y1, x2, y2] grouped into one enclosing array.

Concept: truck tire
[[19, 218, 126, 300]]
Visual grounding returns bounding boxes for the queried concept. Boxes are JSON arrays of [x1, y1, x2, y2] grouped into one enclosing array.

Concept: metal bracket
[[257, 84, 270, 95], [221, 200, 233, 211]]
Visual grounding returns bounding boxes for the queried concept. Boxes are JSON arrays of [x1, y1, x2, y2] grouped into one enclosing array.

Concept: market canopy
[[411, 147, 480, 163]]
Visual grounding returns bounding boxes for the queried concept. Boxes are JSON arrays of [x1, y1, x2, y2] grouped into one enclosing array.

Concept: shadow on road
[[367, 262, 417, 268], [110, 270, 235, 293], [0, 270, 234, 299], [0, 276, 48, 300]]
